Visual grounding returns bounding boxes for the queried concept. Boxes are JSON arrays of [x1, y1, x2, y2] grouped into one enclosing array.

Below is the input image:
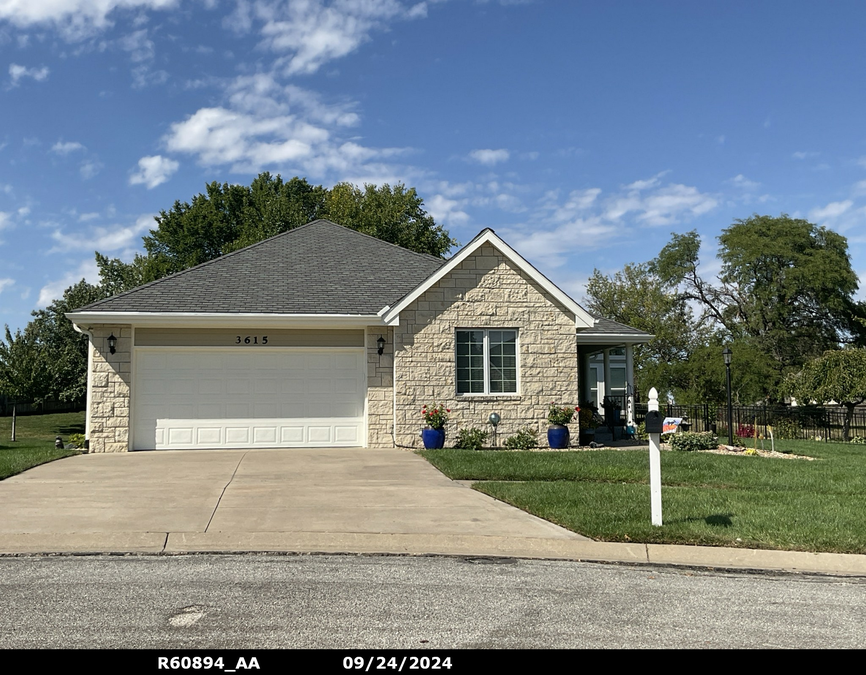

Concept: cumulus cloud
[[129, 155, 179, 188], [0, 0, 178, 40], [162, 76, 405, 179], [8, 63, 49, 85], [0, 278, 14, 294], [80, 159, 103, 179], [809, 200, 853, 222], [236, 0, 426, 76], [51, 141, 86, 155], [605, 182, 717, 226], [50, 214, 153, 253], [426, 194, 470, 226], [468, 148, 509, 166], [727, 174, 760, 190]]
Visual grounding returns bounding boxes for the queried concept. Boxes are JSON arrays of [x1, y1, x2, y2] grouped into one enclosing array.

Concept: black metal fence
[[630, 402, 866, 442], [0, 398, 84, 417]]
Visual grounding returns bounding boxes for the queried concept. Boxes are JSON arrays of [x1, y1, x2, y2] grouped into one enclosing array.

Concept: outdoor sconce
[[107, 333, 117, 355], [377, 336, 386, 355]]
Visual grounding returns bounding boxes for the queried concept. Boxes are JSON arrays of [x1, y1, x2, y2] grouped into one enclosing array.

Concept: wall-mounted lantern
[[107, 333, 117, 355], [377, 336, 386, 356]]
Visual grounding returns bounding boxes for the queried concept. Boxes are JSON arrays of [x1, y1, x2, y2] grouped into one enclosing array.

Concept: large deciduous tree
[[786, 348, 866, 441]]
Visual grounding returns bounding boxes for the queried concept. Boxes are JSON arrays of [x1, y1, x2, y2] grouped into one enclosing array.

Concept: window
[[455, 329, 518, 394]]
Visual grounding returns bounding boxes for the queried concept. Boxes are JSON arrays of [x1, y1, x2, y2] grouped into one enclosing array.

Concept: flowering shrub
[[548, 403, 578, 426], [737, 424, 756, 439], [422, 404, 450, 429]]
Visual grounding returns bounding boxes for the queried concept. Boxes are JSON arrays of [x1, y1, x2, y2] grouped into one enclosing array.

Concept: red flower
[[446, 409, 451, 413]]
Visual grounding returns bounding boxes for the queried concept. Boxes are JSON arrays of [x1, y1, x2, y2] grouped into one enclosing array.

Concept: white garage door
[[133, 348, 366, 450]]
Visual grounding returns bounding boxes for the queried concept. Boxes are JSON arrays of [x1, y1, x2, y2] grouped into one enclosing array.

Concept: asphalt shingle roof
[[74, 219, 446, 315], [581, 313, 653, 337]]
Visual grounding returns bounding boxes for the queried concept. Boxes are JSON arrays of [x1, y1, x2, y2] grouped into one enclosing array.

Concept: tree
[[0, 326, 49, 440], [584, 262, 701, 399], [654, 215, 866, 401], [786, 348, 866, 441]]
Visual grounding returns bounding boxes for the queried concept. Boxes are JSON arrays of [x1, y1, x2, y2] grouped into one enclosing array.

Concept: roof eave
[[576, 332, 655, 345], [65, 311, 388, 330]]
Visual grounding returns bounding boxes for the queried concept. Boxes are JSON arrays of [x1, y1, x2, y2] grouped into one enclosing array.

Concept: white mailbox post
[[648, 387, 663, 526]]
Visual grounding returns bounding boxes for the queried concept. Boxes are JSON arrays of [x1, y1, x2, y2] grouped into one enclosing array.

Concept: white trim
[[68, 312, 386, 329], [72, 324, 93, 445], [381, 230, 595, 328]]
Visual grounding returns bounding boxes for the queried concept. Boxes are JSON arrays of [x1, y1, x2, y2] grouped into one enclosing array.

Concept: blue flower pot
[[422, 427, 446, 449], [547, 425, 570, 449]]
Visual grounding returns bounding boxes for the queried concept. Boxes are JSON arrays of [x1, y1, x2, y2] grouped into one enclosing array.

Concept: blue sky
[[2, 0, 866, 332]]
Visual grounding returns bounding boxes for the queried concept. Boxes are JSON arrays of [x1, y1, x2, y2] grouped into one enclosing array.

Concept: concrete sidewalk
[[0, 448, 864, 577]]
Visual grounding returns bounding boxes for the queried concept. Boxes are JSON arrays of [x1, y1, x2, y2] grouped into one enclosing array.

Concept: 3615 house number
[[235, 336, 268, 344]]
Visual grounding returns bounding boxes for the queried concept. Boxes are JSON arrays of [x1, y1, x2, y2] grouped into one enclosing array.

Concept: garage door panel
[[134, 348, 366, 449]]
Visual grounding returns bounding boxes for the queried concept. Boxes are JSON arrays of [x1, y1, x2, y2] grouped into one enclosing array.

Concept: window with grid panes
[[455, 329, 517, 394]]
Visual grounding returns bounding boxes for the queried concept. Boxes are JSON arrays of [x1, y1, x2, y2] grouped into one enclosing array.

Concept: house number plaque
[[235, 336, 269, 344]]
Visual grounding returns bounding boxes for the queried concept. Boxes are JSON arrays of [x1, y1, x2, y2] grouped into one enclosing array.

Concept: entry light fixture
[[107, 333, 117, 355], [377, 336, 386, 355]]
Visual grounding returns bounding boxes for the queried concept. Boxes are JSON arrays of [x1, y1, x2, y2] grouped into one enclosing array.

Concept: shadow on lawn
[[671, 513, 735, 527]]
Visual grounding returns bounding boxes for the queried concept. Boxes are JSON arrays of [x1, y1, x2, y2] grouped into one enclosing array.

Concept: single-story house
[[67, 219, 651, 452]]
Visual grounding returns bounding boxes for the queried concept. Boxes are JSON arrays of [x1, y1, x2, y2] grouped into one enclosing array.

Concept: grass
[[0, 412, 85, 480], [420, 439, 866, 554]]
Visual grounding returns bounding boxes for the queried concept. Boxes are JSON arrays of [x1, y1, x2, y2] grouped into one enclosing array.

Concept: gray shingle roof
[[73, 220, 446, 315], [580, 313, 653, 337]]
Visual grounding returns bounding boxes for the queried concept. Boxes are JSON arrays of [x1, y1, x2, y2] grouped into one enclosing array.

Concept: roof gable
[[381, 229, 596, 328], [70, 220, 445, 318]]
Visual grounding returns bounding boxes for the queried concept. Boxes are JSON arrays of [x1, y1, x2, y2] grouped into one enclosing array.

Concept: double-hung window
[[455, 329, 518, 394]]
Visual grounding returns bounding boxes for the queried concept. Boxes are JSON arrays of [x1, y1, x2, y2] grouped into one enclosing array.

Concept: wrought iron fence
[[0, 398, 85, 417], [630, 402, 866, 442]]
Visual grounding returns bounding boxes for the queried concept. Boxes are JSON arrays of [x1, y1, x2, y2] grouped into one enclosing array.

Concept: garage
[[132, 342, 367, 450]]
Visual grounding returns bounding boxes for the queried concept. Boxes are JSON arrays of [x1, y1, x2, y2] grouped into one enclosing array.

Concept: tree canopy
[[786, 348, 866, 441], [586, 214, 866, 404]]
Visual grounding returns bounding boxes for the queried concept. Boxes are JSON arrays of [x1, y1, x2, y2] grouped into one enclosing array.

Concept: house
[[66, 219, 651, 452]]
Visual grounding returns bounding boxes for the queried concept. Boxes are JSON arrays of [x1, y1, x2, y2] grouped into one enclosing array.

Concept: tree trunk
[[11, 402, 16, 442], [844, 403, 855, 442]]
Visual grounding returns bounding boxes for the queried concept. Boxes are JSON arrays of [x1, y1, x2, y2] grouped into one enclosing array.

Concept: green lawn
[[0, 412, 85, 480], [419, 440, 866, 554]]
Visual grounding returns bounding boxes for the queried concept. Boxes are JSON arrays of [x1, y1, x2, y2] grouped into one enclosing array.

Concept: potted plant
[[421, 404, 450, 449], [547, 403, 578, 449], [578, 402, 600, 446]]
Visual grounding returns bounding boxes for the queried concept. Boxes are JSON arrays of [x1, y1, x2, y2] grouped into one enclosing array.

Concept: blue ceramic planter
[[422, 427, 446, 449], [547, 425, 570, 449]]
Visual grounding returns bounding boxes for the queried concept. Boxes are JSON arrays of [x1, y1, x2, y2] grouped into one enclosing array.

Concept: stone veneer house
[[66, 219, 651, 452]]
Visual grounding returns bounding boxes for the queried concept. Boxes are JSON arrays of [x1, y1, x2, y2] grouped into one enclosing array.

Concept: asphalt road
[[2, 553, 864, 651]]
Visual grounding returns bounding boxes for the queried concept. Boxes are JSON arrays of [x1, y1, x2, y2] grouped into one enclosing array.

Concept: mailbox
[[645, 410, 664, 434]]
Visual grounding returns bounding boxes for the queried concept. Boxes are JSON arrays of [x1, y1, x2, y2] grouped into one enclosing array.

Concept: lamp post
[[723, 347, 733, 444]]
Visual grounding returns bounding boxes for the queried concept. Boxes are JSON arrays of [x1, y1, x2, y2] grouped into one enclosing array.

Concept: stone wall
[[366, 326, 394, 447], [393, 243, 578, 448], [87, 325, 132, 453]]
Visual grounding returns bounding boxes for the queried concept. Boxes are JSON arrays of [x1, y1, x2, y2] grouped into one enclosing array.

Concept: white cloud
[[51, 140, 86, 155], [809, 200, 853, 222], [0, 278, 13, 294], [0, 0, 178, 40], [129, 154, 179, 188], [8, 63, 49, 85], [793, 151, 819, 160], [468, 148, 509, 166], [242, 0, 424, 76], [37, 258, 100, 308], [50, 214, 153, 253], [605, 182, 717, 226], [80, 159, 103, 179], [0, 211, 10, 230], [426, 194, 470, 226], [119, 28, 154, 62], [163, 77, 404, 179], [727, 174, 760, 190]]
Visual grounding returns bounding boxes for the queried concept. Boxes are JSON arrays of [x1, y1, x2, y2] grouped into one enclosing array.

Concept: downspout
[[72, 323, 93, 450]]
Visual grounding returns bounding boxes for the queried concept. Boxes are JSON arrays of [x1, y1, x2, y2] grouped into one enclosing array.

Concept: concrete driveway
[[0, 447, 589, 556]]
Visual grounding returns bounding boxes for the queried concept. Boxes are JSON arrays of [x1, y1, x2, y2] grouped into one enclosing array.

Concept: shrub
[[636, 421, 649, 442], [850, 436, 866, 444], [68, 433, 86, 449], [668, 431, 719, 452], [737, 423, 756, 439], [453, 427, 489, 451], [504, 427, 538, 450], [421, 404, 450, 429], [772, 418, 802, 440]]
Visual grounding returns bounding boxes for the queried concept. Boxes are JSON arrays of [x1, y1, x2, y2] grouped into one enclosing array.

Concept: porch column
[[602, 348, 611, 414], [625, 343, 635, 425]]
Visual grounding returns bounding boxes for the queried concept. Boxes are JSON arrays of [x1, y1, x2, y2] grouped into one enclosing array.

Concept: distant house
[[67, 219, 652, 452]]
